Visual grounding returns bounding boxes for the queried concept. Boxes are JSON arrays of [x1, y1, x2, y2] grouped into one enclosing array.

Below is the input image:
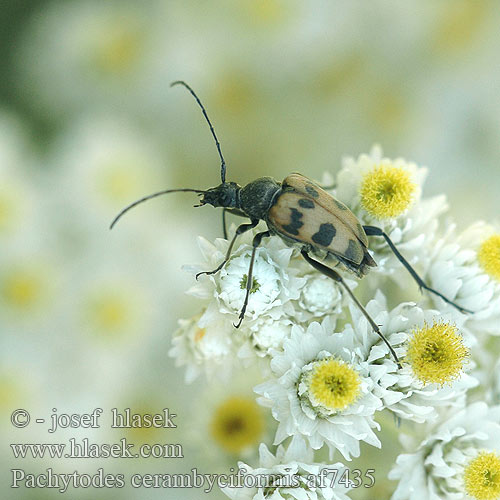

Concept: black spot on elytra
[[311, 223, 336, 246], [298, 198, 315, 209], [334, 199, 348, 211], [305, 184, 319, 198], [345, 239, 361, 262], [282, 208, 304, 235]]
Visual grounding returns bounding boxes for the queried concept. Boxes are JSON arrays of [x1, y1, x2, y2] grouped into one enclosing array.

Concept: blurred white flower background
[[2, 1, 500, 499]]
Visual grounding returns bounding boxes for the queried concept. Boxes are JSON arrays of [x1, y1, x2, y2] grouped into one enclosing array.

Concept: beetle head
[[198, 182, 241, 209]]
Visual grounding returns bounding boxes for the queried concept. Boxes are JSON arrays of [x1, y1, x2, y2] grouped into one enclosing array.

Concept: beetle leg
[[363, 225, 472, 314], [222, 209, 228, 239], [221, 208, 248, 239], [196, 219, 259, 280], [301, 249, 402, 369], [234, 230, 271, 329]]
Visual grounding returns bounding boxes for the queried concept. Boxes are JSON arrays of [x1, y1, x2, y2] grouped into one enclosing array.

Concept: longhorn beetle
[[111, 81, 471, 369]]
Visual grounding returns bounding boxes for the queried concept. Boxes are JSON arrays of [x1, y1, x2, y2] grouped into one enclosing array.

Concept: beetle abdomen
[[282, 173, 369, 246], [267, 177, 376, 277]]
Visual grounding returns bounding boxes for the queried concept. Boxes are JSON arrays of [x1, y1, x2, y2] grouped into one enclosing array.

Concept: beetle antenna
[[171, 80, 227, 183], [110, 188, 205, 230]]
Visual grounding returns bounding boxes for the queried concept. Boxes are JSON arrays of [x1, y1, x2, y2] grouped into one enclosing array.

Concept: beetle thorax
[[239, 177, 281, 220]]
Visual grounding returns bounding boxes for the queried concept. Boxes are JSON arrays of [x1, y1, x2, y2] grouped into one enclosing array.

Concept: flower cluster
[[389, 403, 500, 500], [7, 2, 500, 497], [170, 146, 500, 500]]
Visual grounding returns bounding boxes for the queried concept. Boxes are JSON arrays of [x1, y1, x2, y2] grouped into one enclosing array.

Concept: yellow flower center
[[210, 397, 264, 453], [307, 358, 361, 411], [0, 375, 23, 412], [368, 87, 406, 132], [1, 269, 44, 310], [92, 21, 143, 76], [360, 164, 416, 219], [464, 451, 500, 500], [86, 292, 132, 336], [245, 0, 288, 24], [97, 162, 146, 204], [478, 235, 500, 282], [406, 321, 468, 386], [0, 190, 16, 233], [240, 274, 261, 294], [213, 74, 255, 115], [433, 1, 487, 55], [194, 328, 206, 343]]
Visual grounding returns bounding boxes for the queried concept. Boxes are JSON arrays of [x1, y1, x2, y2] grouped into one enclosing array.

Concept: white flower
[[222, 436, 352, 500], [288, 252, 358, 327], [169, 310, 239, 383], [185, 367, 270, 463], [425, 221, 500, 336], [237, 317, 294, 361], [219, 250, 282, 317], [16, 1, 173, 119], [255, 318, 383, 461], [0, 115, 64, 331], [186, 230, 305, 327], [389, 402, 500, 500], [0, 113, 42, 246], [335, 145, 426, 216], [345, 292, 477, 423], [291, 269, 348, 324], [179, 229, 308, 369], [0, 246, 60, 332], [47, 115, 168, 230], [300, 274, 343, 315], [57, 237, 169, 352], [333, 145, 448, 279]]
